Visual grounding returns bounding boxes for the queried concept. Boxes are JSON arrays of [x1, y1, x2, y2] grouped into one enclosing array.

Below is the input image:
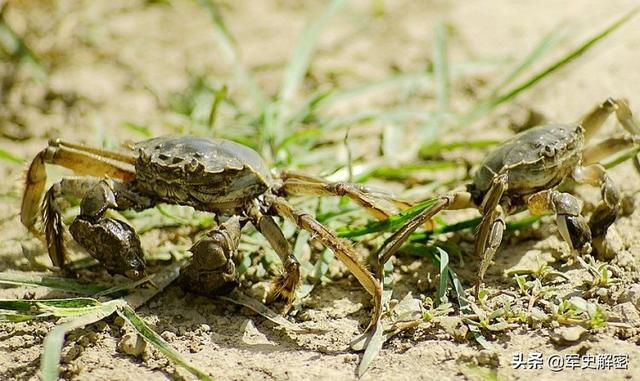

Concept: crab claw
[[180, 234, 239, 295], [69, 217, 146, 279], [561, 215, 592, 256]]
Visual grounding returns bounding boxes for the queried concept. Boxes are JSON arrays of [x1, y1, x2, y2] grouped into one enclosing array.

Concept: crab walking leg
[[581, 98, 640, 171], [572, 164, 622, 257], [474, 175, 508, 293], [181, 216, 243, 295], [248, 204, 300, 304], [41, 177, 104, 266], [375, 191, 474, 280], [21, 142, 136, 234], [580, 98, 640, 140], [267, 195, 382, 331], [281, 179, 393, 220], [279, 170, 413, 206], [582, 135, 640, 164], [279, 169, 412, 213], [50, 139, 137, 165]]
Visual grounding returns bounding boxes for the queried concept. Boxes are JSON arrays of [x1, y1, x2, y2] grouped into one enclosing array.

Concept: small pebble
[[551, 326, 587, 344], [118, 332, 146, 357], [161, 330, 177, 343], [63, 344, 83, 363]]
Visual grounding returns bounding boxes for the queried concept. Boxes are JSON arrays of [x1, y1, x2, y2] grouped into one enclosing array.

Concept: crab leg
[[266, 195, 382, 331], [41, 177, 105, 266], [21, 141, 136, 235], [572, 164, 621, 258], [474, 174, 508, 293], [582, 135, 640, 164], [49, 139, 137, 164], [375, 191, 474, 280], [279, 170, 410, 220], [247, 204, 301, 305], [580, 98, 640, 140], [527, 189, 592, 256]]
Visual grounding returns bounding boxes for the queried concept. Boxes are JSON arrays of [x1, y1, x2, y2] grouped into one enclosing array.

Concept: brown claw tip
[[125, 269, 146, 280], [268, 274, 297, 305]]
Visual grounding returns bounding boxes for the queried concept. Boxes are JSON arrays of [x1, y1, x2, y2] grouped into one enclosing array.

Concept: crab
[[21, 135, 401, 330], [374, 98, 640, 292]]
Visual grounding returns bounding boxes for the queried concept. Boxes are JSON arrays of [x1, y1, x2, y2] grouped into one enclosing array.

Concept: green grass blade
[[435, 247, 450, 305], [337, 198, 439, 238], [0, 149, 25, 164], [419, 139, 499, 158], [0, 15, 46, 80], [0, 298, 100, 312], [354, 161, 462, 182], [41, 301, 120, 381], [489, 26, 568, 98], [269, 0, 347, 144], [196, 0, 266, 108], [118, 305, 214, 381], [409, 215, 540, 244], [358, 319, 384, 377], [433, 23, 450, 112], [0, 312, 38, 322], [36, 302, 110, 317], [0, 272, 110, 294], [603, 146, 640, 169], [448, 267, 494, 351], [459, 6, 640, 127], [120, 122, 153, 138], [208, 84, 227, 130]]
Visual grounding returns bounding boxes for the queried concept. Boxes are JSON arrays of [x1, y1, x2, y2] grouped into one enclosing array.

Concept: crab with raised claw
[[21, 136, 401, 330], [375, 98, 640, 292]]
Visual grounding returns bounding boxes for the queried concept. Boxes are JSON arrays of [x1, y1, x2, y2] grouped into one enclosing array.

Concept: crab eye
[[543, 145, 555, 157]]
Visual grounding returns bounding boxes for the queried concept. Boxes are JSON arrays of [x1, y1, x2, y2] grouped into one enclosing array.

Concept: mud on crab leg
[[266, 195, 382, 331]]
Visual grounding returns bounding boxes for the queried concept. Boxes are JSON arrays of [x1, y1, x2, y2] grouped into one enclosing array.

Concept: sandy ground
[[2, 0, 640, 380]]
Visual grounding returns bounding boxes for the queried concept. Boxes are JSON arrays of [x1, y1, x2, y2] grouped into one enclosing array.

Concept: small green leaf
[[0, 298, 100, 312], [436, 247, 450, 305]]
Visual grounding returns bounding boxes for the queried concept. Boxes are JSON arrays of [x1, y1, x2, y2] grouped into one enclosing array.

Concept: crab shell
[[473, 124, 585, 198], [133, 136, 274, 213]]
